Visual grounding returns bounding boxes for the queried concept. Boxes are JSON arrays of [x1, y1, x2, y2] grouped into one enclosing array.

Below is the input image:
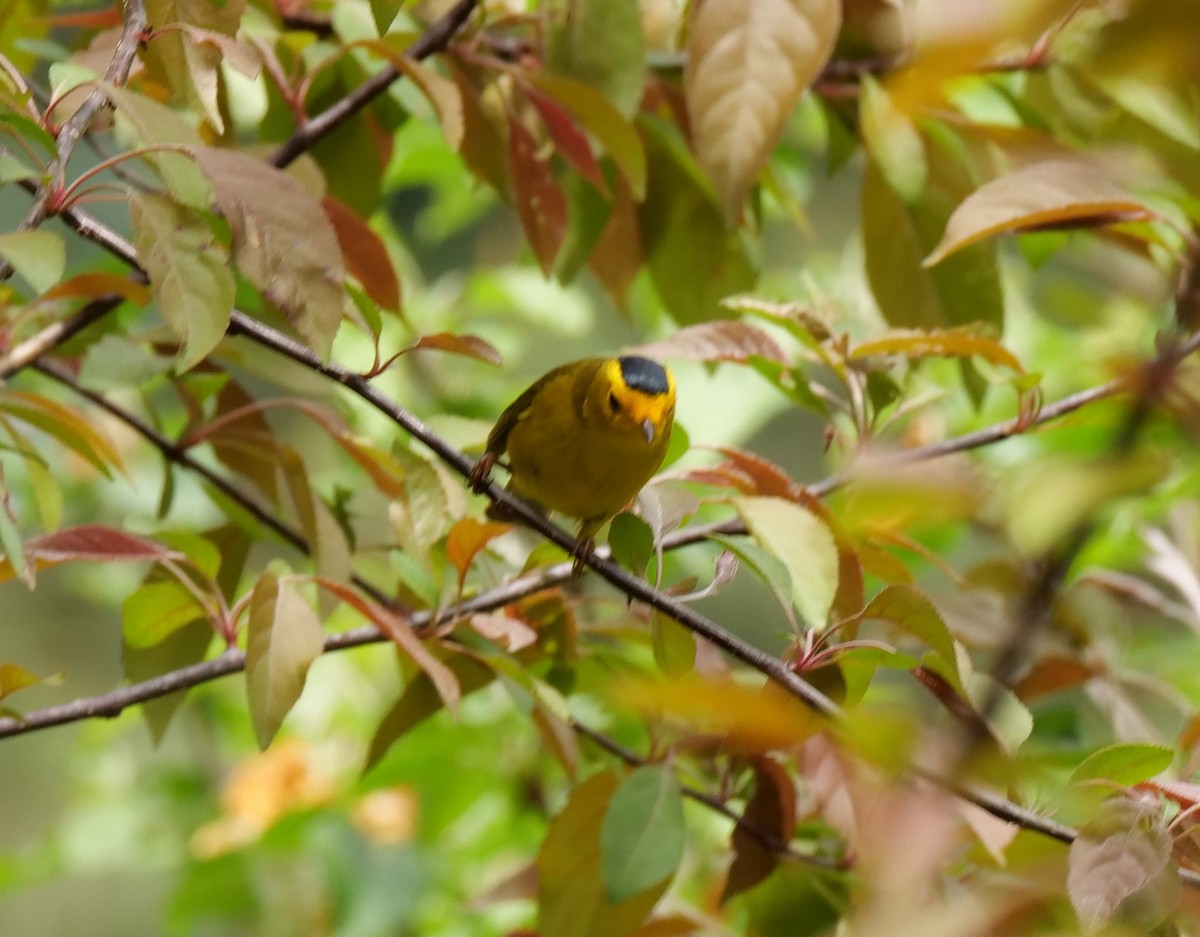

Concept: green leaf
[[0, 150, 37, 184], [734, 496, 838, 630], [191, 147, 346, 360], [140, 0, 248, 134], [0, 391, 122, 476], [0, 473, 30, 588], [130, 192, 235, 371], [862, 132, 1003, 331], [859, 75, 927, 203], [244, 570, 325, 749], [651, 611, 696, 677], [123, 579, 209, 649], [609, 512, 654, 574], [539, 770, 669, 937], [1070, 743, 1175, 788], [0, 230, 64, 293], [638, 117, 756, 323], [545, 0, 645, 118], [601, 765, 686, 902], [1007, 455, 1170, 557], [854, 584, 962, 692], [48, 61, 98, 101]]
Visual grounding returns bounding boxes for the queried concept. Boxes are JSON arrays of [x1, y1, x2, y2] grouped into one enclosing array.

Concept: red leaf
[[321, 196, 402, 312], [715, 448, 797, 498], [407, 331, 502, 365], [507, 119, 568, 276], [525, 86, 608, 193], [28, 525, 179, 563]]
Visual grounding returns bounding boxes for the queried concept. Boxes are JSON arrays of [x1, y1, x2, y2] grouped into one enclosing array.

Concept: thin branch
[[223, 311, 843, 722], [1, 0, 147, 281], [31, 358, 397, 609], [0, 295, 125, 380], [268, 0, 479, 169]]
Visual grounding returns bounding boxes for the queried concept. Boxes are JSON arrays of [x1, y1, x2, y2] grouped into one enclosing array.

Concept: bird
[[468, 355, 676, 572]]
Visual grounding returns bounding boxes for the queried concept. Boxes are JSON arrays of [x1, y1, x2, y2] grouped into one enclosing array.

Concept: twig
[[1, 0, 147, 281], [31, 358, 397, 609], [268, 0, 479, 169]]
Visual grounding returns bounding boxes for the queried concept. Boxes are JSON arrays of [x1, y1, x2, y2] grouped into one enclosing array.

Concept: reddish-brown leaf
[[714, 447, 797, 498], [1013, 655, 1098, 700], [40, 272, 152, 305], [406, 332, 502, 365], [722, 756, 797, 902], [446, 518, 511, 582], [524, 85, 608, 193], [28, 525, 179, 564], [588, 172, 642, 311], [926, 157, 1157, 266], [633, 320, 788, 365], [321, 196, 402, 313], [507, 119, 568, 276]]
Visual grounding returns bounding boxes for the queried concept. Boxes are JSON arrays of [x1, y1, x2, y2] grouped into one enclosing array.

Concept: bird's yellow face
[[596, 356, 675, 444]]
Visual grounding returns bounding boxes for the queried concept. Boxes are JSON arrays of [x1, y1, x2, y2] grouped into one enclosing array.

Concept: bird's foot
[[468, 452, 496, 493], [570, 536, 596, 577]]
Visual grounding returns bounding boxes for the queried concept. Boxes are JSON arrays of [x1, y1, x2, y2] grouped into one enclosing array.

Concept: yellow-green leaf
[[131, 192, 235, 371], [0, 231, 65, 294], [245, 571, 325, 749], [735, 495, 838, 629]]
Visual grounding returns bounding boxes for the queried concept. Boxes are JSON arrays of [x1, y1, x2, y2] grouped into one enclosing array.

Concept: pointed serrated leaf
[[131, 193, 234, 370], [685, 0, 840, 216], [245, 571, 325, 749], [192, 147, 346, 359]]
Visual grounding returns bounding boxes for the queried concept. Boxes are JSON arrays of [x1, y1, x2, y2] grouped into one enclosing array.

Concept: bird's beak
[[641, 418, 655, 442]]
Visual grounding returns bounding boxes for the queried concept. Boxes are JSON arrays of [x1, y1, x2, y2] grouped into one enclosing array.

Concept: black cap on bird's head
[[617, 355, 671, 397]]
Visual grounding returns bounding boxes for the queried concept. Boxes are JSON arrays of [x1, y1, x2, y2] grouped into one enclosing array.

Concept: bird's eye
[[608, 392, 621, 413]]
